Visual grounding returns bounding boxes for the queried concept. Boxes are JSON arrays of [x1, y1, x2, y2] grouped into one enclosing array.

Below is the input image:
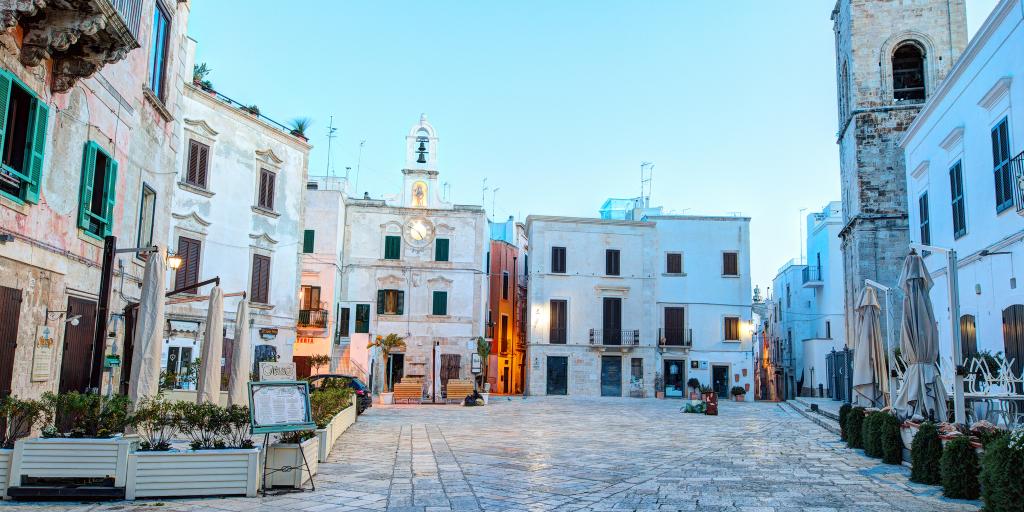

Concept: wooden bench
[[445, 380, 475, 404], [392, 380, 423, 404]]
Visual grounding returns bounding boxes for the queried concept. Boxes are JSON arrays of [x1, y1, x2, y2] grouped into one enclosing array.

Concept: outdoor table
[[963, 393, 1024, 428]]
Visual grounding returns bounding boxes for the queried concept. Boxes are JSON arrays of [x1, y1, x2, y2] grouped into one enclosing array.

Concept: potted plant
[[368, 333, 407, 404], [240, 104, 260, 116], [654, 372, 665, 399], [308, 353, 331, 377], [289, 117, 311, 140], [266, 430, 319, 489], [0, 396, 45, 498], [730, 386, 747, 402], [125, 400, 260, 499], [310, 383, 355, 462], [687, 378, 701, 400], [192, 62, 214, 92], [476, 337, 490, 403]]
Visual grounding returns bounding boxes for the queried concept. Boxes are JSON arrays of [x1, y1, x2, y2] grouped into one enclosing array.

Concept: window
[[960, 314, 977, 360], [892, 42, 925, 101], [377, 289, 404, 315], [551, 246, 566, 273], [630, 358, 643, 383], [666, 253, 683, 274], [136, 185, 156, 259], [825, 320, 832, 339], [485, 252, 490, 274], [432, 291, 447, 316], [250, 254, 271, 304], [723, 252, 739, 276], [549, 299, 567, 344], [338, 307, 350, 338], [435, 238, 449, 261], [502, 271, 509, 300], [148, 1, 171, 101], [257, 168, 275, 210], [355, 304, 370, 333], [724, 317, 740, 341], [605, 249, 620, 276], [384, 235, 401, 260], [786, 284, 791, 308], [300, 286, 321, 310], [0, 71, 48, 204], [918, 192, 930, 246], [173, 236, 201, 291], [950, 161, 966, 239], [500, 315, 509, 353], [992, 117, 1013, 212], [185, 139, 209, 188], [77, 142, 118, 238], [302, 229, 315, 253]]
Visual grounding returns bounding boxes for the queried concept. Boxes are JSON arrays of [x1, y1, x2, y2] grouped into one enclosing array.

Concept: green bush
[[310, 386, 354, 429], [130, 396, 177, 451], [979, 432, 1024, 511], [175, 401, 227, 450], [846, 407, 865, 449], [863, 412, 883, 458], [278, 430, 316, 444], [0, 396, 46, 449], [41, 392, 131, 438], [940, 435, 979, 500], [910, 422, 943, 484], [839, 403, 851, 441], [878, 413, 903, 465]]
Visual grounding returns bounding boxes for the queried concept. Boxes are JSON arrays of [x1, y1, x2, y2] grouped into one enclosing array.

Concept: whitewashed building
[[525, 203, 753, 398], [901, 0, 1024, 379], [340, 115, 489, 400], [162, 47, 311, 386]]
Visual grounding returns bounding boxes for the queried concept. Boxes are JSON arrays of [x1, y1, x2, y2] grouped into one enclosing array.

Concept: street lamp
[[166, 251, 183, 270], [909, 242, 966, 426]]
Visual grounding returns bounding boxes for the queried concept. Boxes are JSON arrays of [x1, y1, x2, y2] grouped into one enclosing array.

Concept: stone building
[[832, 0, 968, 344], [0, 0, 190, 398], [160, 40, 312, 389], [485, 216, 528, 395], [339, 115, 489, 400]]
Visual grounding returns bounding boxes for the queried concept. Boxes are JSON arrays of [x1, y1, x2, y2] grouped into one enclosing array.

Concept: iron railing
[[826, 346, 854, 402], [658, 328, 692, 348], [589, 329, 640, 346], [298, 309, 328, 328], [802, 265, 822, 284], [1012, 150, 1024, 213], [111, 0, 144, 42]]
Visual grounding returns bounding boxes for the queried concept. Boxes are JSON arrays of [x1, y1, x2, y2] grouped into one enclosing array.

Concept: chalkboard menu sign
[[248, 381, 316, 434]]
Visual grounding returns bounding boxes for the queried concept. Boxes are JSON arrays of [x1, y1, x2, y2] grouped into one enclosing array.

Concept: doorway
[[0, 287, 23, 398], [601, 356, 622, 397], [546, 356, 567, 395], [712, 365, 729, 397], [439, 354, 461, 399], [664, 359, 685, 398], [386, 353, 405, 391], [59, 297, 97, 393]]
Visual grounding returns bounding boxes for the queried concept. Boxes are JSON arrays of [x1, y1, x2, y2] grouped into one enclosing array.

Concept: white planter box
[[9, 437, 134, 489], [0, 449, 12, 499], [125, 448, 260, 499], [380, 392, 394, 405], [316, 404, 357, 462], [481, 393, 489, 405], [266, 437, 318, 488]]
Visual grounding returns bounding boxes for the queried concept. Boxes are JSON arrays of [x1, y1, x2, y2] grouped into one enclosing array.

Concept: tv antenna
[[354, 140, 365, 196], [640, 162, 654, 208], [481, 178, 488, 207], [325, 116, 338, 177]]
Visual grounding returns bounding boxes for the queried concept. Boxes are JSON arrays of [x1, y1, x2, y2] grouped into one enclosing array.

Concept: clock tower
[[401, 114, 449, 210]]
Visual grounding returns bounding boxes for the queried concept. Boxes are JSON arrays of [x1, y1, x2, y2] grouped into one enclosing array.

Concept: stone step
[[785, 400, 841, 436], [792, 397, 842, 422]]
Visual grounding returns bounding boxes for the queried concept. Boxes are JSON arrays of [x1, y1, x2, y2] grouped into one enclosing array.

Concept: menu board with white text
[[248, 381, 315, 433]]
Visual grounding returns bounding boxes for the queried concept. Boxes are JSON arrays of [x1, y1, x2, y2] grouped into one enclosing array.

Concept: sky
[[188, 0, 999, 292]]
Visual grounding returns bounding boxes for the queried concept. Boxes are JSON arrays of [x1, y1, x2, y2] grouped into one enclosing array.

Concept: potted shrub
[[838, 403, 852, 441], [846, 406, 865, 449], [687, 378, 701, 400], [240, 104, 260, 116], [368, 333, 407, 404], [730, 386, 747, 402], [910, 422, 943, 485], [266, 430, 319, 489], [192, 62, 214, 93], [0, 396, 45, 498], [310, 383, 355, 462], [940, 435, 980, 499], [979, 430, 1024, 510], [476, 337, 490, 403], [125, 400, 260, 499], [289, 117, 311, 141], [877, 413, 903, 465], [654, 372, 664, 399]]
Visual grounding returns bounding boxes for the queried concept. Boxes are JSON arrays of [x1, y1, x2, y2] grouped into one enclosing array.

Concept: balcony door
[[664, 307, 685, 345], [602, 297, 621, 345]]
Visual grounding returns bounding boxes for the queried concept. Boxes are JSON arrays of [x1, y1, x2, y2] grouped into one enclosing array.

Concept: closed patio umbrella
[[129, 246, 166, 403], [852, 286, 889, 407], [227, 299, 251, 407], [893, 250, 948, 421], [196, 285, 224, 404]]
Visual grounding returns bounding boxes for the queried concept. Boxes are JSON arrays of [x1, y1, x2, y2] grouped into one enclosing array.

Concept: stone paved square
[[0, 398, 980, 511]]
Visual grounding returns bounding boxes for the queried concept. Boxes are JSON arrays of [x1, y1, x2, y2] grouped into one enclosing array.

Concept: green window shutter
[[396, 290, 404, 315], [384, 235, 401, 259], [78, 143, 97, 230], [0, 72, 11, 163], [377, 290, 385, 314], [303, 229, 315, 253], [432, 291, 447, 316], [23, 97, 48, 204], [435, 238, 449, 261], [102, 154, 118, 236]]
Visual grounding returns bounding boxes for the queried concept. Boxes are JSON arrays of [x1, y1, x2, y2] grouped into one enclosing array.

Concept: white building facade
[[339, 116, 489, 399], [901, 0, 1024, 380]]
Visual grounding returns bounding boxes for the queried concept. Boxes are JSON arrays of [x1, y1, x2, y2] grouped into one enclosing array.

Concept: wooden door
[[294, 356, 312, 380], [600, 356, 622, 397], [440, 354, 460, 398], [602, 298, 621, 345], [59, 297, 97, 393], [0, 287, 23, 397], [546, 356, 567, 395]]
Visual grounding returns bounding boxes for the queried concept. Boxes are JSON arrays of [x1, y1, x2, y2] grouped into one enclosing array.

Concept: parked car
[[308, 374, 372, 414]]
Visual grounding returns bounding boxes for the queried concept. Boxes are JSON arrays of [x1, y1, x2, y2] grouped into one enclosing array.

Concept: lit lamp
[[166, 252, 183, 270]]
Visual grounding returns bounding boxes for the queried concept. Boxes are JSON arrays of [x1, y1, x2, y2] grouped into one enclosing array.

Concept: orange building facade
[[485, 219, 527, 395]]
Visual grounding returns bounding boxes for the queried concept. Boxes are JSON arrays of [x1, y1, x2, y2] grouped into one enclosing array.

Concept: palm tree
[[367, 334, 406, 393], [476, 337, 490, 392]]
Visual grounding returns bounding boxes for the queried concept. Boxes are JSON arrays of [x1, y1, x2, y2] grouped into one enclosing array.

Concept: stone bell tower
[[831, 0, 967, 345], [400, 114, 450, 209]]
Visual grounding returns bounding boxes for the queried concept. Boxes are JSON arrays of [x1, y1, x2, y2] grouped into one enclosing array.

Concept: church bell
[[416, 140, 428, 163]]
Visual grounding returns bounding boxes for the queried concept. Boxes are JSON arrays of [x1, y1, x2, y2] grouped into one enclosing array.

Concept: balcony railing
[[298, 309, 328, 328], [588, 329, 640, 346], [658, 328, 693, 348], [1013, 150, 1024, 214], [802, 265, 823, 286], [111, 0, 144, 42]]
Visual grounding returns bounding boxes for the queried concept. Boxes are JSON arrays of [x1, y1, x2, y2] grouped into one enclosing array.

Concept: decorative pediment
[[911, 160, 930, 179], [595, 285, 630, 297], [978, 77, 1012, 111], [256, 148, 284, 166], [435, 223, 455, 234], [938, 127, 964, 151], [380, 221, 403, 233], [426, 276, 453, 287], [249, 232, 278, 249], [171, 211, 210, 234], [377, 274, 405, 288], [184, 118, 219, 138]]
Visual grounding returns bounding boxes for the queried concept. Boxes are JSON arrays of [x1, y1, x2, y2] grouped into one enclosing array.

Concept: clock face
[[403, 217, 435, 247]]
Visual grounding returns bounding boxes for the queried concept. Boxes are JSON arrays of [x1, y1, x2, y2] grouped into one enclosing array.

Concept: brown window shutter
[[197, 143, 209, 187], [251, 254, 270, 303], [186, 141, 199, 185], [265, 171, 275, 210]]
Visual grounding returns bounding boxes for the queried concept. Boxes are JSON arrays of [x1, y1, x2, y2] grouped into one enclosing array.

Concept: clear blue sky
[[188, 0, 997, 291]]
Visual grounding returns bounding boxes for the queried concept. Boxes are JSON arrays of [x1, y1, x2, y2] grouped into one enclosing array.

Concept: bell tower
[[401, 114, 449, 209], [832, 0, 967, 346]]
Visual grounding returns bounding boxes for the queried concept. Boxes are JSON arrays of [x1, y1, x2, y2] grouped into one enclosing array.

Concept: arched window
[[892, 43, 926, 101], [960, 314, 977, 360], [839, 61, 849, 121], [1002, 305, 1024, 378]]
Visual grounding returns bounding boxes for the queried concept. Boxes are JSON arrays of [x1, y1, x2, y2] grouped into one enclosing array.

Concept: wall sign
[[248, 381, 315, 434], [471, 353, 481, 374], [259, 361, 296, 381], [31, 326, 54, 382]]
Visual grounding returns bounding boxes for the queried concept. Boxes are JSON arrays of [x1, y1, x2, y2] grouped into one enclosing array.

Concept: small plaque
[[260, 361, 296, 381]]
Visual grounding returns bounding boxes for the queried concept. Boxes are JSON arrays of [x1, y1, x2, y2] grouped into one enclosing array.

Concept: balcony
[[658, 328, 692, 349], [1013, 151, 1024, 214], [298, 309, 328, 329], [802, 265, 823, 287], [3, 0, 143, 93], [588, 329, 640, 347]]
